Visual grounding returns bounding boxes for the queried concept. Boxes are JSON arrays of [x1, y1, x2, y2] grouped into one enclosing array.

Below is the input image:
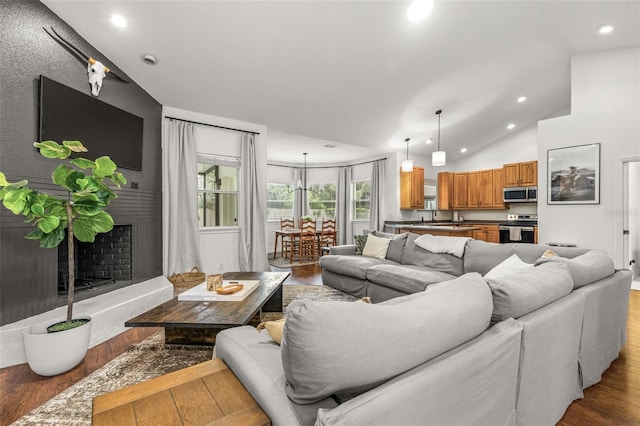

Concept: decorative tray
[[178, 280, 260, 301]]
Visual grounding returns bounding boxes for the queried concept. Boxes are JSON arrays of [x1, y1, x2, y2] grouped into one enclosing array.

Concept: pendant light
[[432, 109, 446, 166], [401, 138, 413, 172]]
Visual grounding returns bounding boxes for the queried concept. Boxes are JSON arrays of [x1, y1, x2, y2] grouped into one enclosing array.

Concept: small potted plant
[[0, 140, 126, 375]]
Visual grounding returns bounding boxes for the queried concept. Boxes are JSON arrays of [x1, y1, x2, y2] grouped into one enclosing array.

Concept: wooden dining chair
[[291, 219, 317, 262], [280, 218, 295, 259], [318, 219, 337, 255]]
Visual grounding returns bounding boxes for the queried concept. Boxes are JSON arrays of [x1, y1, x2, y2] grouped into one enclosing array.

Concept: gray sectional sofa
[[215, 231, 632, 426]]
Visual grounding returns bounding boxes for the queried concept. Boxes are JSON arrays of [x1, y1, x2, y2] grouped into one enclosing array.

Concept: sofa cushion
[[367, 264, 458, 294], [281, 273, 493, 404], [464, 240, 591, 275], [319, 255, 397, 280], [484, 253, 533, 279], [362, 233, 392, 259], [401, 233, 464, 276], [534, 250, 615, 289], [215, 326, 338, 425], [486, 262, 574, 323]]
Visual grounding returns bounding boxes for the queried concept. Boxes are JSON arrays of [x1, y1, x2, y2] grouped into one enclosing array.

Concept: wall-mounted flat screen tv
[[39, 75, 143, 171]]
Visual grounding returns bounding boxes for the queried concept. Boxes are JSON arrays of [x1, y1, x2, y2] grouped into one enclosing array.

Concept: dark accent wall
[[0, 1, 163, 325]]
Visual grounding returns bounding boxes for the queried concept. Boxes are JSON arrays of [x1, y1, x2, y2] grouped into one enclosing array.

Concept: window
[[309, 183, 336, 219], [197, 158, 238, 227], [352, 180, 370, 221], [267, 183, 294, 221]]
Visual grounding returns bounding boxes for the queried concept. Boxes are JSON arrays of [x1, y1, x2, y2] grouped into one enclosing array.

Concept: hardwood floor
[[1, 264, 638, 426]]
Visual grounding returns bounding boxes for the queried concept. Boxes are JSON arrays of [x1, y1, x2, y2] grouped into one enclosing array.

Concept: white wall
[[629, 161, 639, 278], [537, 48, 640, 266], [163, 106, 267, 275]]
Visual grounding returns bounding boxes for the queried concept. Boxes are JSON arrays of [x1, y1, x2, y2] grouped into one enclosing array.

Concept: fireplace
[[58, 224, 133, 295]]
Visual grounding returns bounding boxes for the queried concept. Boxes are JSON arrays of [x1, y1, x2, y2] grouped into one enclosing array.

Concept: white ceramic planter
[[23, 316, 92, 376]]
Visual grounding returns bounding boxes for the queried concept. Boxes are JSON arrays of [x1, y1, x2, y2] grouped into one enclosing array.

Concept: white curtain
[[336, 166, 353, 245], [162, 119, 203, 276], [370, 159, 386, 231], [239, 133, 271, 271], [292, 167, 309, 219]]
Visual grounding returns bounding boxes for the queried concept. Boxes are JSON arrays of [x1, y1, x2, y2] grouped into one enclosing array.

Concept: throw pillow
[[280, 273, 493, 404], [354, 234, 368, 255], [486, 262, 573, 323], [257, 318, 286, 345], [534, 250, 615, 289], [484, 253, 533, 279], [361, 233, 391, 259]]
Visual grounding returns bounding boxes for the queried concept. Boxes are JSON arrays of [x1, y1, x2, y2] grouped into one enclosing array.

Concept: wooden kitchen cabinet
[[467, 171, 480, 208], [492, 168, 505, 208], [504, 161, 538, 187], [453, 173, 468, 209], [400, 166, 424, 209], [479, 169, 494, 207], [472, 225, 500, 243], [437, 172, 454, 210]]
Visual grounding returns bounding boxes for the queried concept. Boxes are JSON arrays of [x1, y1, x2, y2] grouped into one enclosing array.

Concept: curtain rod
[[165, 116, 260, 135], [268, 157, 387, 169]]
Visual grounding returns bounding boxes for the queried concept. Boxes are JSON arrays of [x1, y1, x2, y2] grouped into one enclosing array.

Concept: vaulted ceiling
[[42, 0, 640, 164]]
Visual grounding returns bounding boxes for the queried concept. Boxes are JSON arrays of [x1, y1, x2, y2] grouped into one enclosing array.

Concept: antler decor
[[43, 26, 129, 96]]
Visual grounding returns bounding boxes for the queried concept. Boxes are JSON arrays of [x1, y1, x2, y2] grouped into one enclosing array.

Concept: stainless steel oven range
[[499, 214, 537, 244]]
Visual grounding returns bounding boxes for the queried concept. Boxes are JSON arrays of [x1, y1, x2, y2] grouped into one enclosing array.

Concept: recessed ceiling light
[[407, 0, 434, 22], [517, 96, 527, 103], [324, 144, 338, 148], [507, 123, 516, 130], [597, 24, 614, 35], [110, 14, 127, 28], [141, 54, 158, 65], [460, 148, 467, 153], [425, 138, 433, 145]]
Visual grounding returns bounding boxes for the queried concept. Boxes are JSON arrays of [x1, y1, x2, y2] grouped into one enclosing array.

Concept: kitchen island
[[385, 223, 481, 238]]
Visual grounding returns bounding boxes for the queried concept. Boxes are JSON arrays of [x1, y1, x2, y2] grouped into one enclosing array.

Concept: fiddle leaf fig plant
[[0, 140, 126, 329]]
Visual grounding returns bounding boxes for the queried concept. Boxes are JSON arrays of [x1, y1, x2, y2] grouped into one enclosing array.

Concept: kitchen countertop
[[385, 223, 480, 232]]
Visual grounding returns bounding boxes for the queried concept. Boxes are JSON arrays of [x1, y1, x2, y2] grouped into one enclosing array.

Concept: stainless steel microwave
[[504, 186, 537, 203]]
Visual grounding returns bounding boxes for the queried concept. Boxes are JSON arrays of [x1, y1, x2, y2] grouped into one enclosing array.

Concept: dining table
[[274, 228, 328, 260]]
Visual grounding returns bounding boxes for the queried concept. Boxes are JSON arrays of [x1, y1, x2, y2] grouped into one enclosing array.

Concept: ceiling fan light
[[402, 159, 414, 172], [432, 151, 446, 167]]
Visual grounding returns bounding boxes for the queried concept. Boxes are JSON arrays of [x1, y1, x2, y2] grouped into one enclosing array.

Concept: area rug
[[13, 285, 355, 425], [268, 254, 319, 268]]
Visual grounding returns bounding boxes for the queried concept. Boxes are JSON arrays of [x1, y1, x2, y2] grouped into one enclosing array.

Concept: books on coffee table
[[178, 280, 261, 302]]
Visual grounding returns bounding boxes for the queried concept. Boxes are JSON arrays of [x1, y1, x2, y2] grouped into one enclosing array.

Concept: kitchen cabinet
[[453, 173, 468, 209], [467, 171, 480, 208], [492, 168, 504, 208], [479, 169, 494, 207], [437, 172, 454, 210], [438, 169, 505, 210], [400, 166, 424, 209], [472, 225, 500, 243], [504, 161, 538, 187]]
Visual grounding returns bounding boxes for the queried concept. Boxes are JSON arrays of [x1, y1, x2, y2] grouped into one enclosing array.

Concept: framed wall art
[[547, 143, 600, 204]]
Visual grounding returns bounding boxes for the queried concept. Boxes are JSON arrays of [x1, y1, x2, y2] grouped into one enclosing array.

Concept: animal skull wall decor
[[44, 27, 129, 96]]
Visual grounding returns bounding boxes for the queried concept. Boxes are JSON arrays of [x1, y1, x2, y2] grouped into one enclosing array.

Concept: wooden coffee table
[[125, 271, 289, 345], [92, 358, 270, 426]]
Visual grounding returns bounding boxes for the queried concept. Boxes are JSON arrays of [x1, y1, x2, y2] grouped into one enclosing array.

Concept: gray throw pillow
[[354, 234, 368, 255], [280, 273, 493, 404], [486, 262, 573, 323], [534, 250, 615, 289]]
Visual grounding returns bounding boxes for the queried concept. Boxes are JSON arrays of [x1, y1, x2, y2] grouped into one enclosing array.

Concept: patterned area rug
[[13, 285, 355, 425]]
